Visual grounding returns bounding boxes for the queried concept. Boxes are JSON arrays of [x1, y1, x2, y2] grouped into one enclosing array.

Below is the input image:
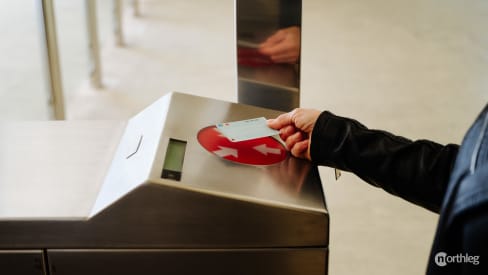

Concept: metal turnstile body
[[0, 92, 328, 275]]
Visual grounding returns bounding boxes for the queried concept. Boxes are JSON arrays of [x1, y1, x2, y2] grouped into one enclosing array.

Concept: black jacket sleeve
[[310, 111, 460, 213]]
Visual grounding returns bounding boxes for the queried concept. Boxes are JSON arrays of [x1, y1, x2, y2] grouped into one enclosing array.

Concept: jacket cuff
[[310, 111, 336, 165]]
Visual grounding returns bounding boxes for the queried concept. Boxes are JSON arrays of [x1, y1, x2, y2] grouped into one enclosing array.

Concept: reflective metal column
[[236, 0, 302, 112]]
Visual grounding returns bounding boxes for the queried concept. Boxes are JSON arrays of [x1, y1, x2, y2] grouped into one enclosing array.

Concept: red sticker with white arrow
[[197, 126, 287, 166]]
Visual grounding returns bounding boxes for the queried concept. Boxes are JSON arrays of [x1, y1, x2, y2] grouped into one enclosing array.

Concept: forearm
[[310, 111, 460, 213]]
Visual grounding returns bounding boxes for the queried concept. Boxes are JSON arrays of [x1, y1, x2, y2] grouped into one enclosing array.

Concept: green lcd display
[[161, 139, 187, 181]]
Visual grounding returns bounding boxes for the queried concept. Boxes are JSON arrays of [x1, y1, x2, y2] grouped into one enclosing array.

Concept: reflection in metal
[[86, 0, 102, 88], [113, 0, 124, 46], [37, 0, 65, 120], [236, 0, 302, 111], [132, 0, 140, 17]]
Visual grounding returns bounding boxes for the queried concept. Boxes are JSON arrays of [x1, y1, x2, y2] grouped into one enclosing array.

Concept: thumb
[[268, 111, 294, 130]]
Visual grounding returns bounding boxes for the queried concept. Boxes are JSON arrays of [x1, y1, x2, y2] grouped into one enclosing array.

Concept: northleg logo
[[435, 252, 480, 267], [435, 252, 448, 267]]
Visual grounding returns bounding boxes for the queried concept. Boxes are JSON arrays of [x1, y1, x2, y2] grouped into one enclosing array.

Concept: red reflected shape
[[238, 47, 274, 67], [197, 126, 287, 166]]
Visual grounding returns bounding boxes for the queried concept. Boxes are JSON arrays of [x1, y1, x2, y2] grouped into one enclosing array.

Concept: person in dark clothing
[[268, 105, 488, 274]]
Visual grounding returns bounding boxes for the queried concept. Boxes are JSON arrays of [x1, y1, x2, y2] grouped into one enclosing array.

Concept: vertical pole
[[37, 0, 65, 120], [236, 0, 302, 112], [113, 0, 124, 46], [86, 0, 102, 88], [133, 0, 140, 17]]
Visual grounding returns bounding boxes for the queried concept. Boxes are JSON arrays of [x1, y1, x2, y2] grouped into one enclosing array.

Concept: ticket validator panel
[[0, 92, 328, 275]]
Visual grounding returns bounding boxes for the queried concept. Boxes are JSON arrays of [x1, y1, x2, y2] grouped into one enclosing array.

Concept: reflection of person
[[257, 0, 302, 64], [268, 106, 488, 274], [259, 26, 301, 64]]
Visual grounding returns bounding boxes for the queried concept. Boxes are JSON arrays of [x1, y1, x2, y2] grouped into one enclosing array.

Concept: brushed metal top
[[0, 93, 325, 221], [93, 92, 325, 217], [0, 93, 327, 248], [0, 121, 126, 219], [150, 93, 325, 212]]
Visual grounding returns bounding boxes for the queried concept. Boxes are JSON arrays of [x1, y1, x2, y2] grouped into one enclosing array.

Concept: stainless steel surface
[[0, 250, 46, 275], [0, 92, 327, 249], [0, 121, 126, 219], [238, 77, 299, 111], [86, 0, 102, 88], [113, 0, 124, 46], [236, 0, 281, 42], [149, 92, 322, 211], [37, 0, 65, 120], [236, 0, 301, 111], [0, 92, 328, 274], [0, 181, 327, 249], [47, 248, 327, 275]]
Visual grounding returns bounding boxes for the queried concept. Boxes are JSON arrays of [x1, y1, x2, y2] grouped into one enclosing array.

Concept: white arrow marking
[[213, 146, 238, 158], [253, 144, 281, 155]]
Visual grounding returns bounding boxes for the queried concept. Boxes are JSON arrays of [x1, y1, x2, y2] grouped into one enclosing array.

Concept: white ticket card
[[216, 117, 279, 142]]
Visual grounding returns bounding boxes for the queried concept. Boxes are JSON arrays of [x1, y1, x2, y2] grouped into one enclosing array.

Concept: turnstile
[[0, 92, 328, 275]]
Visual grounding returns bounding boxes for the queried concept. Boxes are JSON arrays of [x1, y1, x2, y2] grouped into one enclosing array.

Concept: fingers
[[269, 108, 321, 134], [285, 131, 304, 150], [267, 111, 294, 130], [290, 140, 310, 160], [259, 41, 299, 63], [271, 117, 306, 151], [284, 131, 311, 159], [279, 125, 296, 141], [259, 30, 286, 49], [260, 41, 290, 56], [268, 108, 317, 160], [291, 108, 322, 133], [269, 52, 299, 64], [259, 27, 300, 64]]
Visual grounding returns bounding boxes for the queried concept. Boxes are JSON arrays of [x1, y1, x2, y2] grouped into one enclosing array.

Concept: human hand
[[259, 26, 301, 64], [267, 108, 321, 160]]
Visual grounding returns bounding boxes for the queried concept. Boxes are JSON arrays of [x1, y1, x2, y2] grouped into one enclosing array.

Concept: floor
[[1, 0, 488, 274]]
